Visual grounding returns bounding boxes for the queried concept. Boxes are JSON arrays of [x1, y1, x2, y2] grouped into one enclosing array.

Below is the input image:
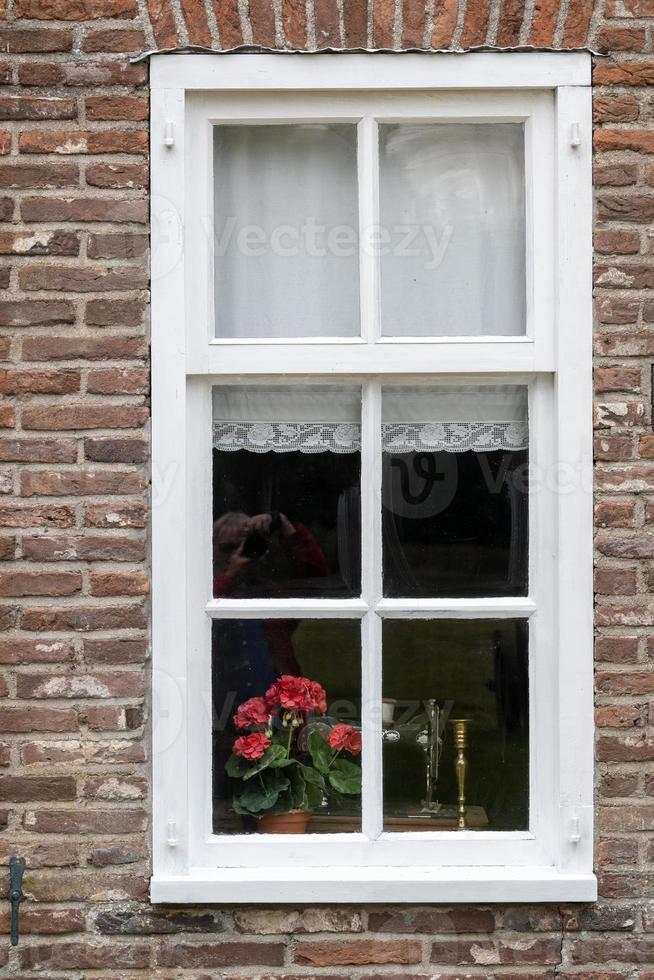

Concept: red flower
[[265, 675, 327, 716], [233, 696, 270, 731], [328, 723, 362, 755], [233, 732, 271, 761]]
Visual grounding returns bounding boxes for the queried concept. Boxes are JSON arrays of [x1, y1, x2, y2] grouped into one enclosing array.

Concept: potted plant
[[225, 675, 362, 833]]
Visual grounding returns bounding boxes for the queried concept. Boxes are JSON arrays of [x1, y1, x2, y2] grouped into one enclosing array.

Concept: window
[[151, 53, 595, 902]]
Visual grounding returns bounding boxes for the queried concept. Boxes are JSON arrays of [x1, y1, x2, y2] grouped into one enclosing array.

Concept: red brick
[[0, 775, 75, 801], [343, 0, 367, 46], [0, 162, 78, 189], [562, 0, 593, 46], [86, 95, 149, 121], [594, 62, 654, 86], [597, 671, 654, 695], [87, 368, 149, 395], [0, 638, 74, 664], [315, 0, 339, 47], [0, 27, 73, 51], [497, 0, 525, 46], [0, 96, 76, 119], [0, 907, 85, 934], [158, 942, 286, 968], [179, 0, 211, 45], [0, 571, 82, 597], [87, 233, 148, 260], [84, 638, 147, 664], [19, 941, 149, 971], [283, 0, 307, 47], [22, 335, 147, 362], [595, 230, 640, 256], [147, 0, 179, 47], [17, 62, 65, 85], [606, 0, 654, 12], [0, 299, 75, 326], [85, 298, 145, 326], [595, 635, 640, 662], [598, 26, 647, 51], [83, 437, 148, 463], [19, 264, 147, 292], [20, 603, 147, 631], [0, 230, 79, 256], [529, 0, 558, 44], [594, 95, 640, 124], [83, 28, 146, 51], [21, 196, 147, 223], [0, 504, 74, 528], [213, 0, 242, 47], [402, 0, 426, 46], [0, 369, 80, 394], [596, 129, 654, 154], [83, 503, 147, 528], [431, 0, 458, 47], [595, 434, 633, 461], [373, 0, 395, 47], [18, 667, 143, 699], [90, 571, 149, 596], [22, 404, 148, 431], [0, 706, 77, 733], [461, 0, 490, 46], [295, 940, 422, 966], [21, 469, 145, 496], [0, 405, 15, 427], [594, 566, 637, 594], [85, 706, 144, 733], [14, 0, 137, 18], [86, 162, 148, 189]]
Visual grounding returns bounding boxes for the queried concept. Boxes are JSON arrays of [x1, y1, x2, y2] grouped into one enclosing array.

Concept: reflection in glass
[[379, 123, 525, 337], [213, 385, 361, 599], [214, 124, 360, 338], [212, 619, 361, 834], [382, 386, 529, 598], [382, 619, 529, 831]]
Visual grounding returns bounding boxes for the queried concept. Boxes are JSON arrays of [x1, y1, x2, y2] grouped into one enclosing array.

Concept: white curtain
[[379, 123, 525, 338], [212, 385, 528, 454], [214, 124, 360, 339]]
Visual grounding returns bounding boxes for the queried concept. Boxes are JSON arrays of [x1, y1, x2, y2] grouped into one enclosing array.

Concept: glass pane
[[379, 123, 525, 337], [213, 124, 360, 338], [382, 619, 529, 831], [382, 385, 528, 597], [213, 619, 362, 834], [213, 385, 361, 598]]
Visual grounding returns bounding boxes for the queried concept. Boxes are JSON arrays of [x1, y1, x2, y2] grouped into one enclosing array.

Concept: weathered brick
[[284, 0, 308, 47], [87, 233, 148, 260], [83, 503, 147, 528], [21, 196, 147, 223], [19, 263, 147, 293], [0, 162, 78, 189], [0, 96, 76, 120], [594, 95, 640, 124], [0, 571, 82, 597], [0, 503, 75, 528], [83, 637, 147, 664], [0, 299, 75, 327], [0, 706, 78, 733], [83, 437, 147, 463], [14, 0, 138, 19], [21, 469, 145, 496], [89, 571, 149, 596], [0, 369, 80, 395], [158, 941, 287, 968], [0, 638, 74, 664], [22, 334, 147, 362], [0, 775, 75, 801], [22, 404, 148, 431], [19, 941, 149, 971], [0, 27, 73, 51], [86, 161, 148, 189], [20, 603, 147, 631], [294, 940, 422, 966], [83, 28, 146, 52]]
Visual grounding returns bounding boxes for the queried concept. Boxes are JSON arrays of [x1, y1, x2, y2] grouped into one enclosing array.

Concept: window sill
[[151, 867, 597, 904]]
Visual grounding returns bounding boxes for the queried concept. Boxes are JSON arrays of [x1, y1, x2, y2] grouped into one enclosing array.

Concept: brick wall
[[0, 0, 652, 975]]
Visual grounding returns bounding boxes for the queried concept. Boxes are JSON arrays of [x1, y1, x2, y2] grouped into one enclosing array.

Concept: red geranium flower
[[328, 723, 362, 755], [233, 732, 271, 761], [265, 675, 327, 716], [233, 696, 270, 731]]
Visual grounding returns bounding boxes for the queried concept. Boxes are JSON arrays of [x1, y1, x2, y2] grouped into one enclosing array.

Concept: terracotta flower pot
[[257, 809, 310, 834]]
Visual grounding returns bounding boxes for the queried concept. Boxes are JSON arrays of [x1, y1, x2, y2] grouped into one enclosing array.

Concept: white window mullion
[[357, 116, 380, 343], [361, 381, 383, 839]]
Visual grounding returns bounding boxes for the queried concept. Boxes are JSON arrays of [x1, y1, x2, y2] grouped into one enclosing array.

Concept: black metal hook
[[8, 856, 25, 947]]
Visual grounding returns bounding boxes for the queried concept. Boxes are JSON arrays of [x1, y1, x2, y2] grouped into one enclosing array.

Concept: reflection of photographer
[[213, 510, 328, 598]]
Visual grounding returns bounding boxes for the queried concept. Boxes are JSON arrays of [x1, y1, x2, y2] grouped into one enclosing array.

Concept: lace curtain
[[213, 386, 528, 454]]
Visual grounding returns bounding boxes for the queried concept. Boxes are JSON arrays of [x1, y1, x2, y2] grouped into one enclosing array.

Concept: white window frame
[[150, 52, 595, 904]]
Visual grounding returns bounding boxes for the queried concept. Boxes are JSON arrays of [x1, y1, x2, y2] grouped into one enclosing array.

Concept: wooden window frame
[[150, 52, 595, 904]]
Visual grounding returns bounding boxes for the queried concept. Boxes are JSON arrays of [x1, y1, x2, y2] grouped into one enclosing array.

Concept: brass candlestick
[[450, 719, 470, 830]]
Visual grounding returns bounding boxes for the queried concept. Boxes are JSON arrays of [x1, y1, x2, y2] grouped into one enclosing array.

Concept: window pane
[[213, 619, 362, 834], [379, 123, 525, 337], [382, 385, 528, 597], [213, 385, 361, 598], [382, 619, 529, 831], [213, 124, 360, 338]]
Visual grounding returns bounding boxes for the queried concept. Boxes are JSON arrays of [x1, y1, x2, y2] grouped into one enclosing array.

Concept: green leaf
[[232, 770, 290, 816], [225, 754, 249, 779], [308, 730, 333, 774], [328, 760, 362, 796], [242, 743, 287, 780]]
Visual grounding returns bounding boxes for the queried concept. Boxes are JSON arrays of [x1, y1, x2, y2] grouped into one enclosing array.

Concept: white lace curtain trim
[[213, 420, 528, 454]]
